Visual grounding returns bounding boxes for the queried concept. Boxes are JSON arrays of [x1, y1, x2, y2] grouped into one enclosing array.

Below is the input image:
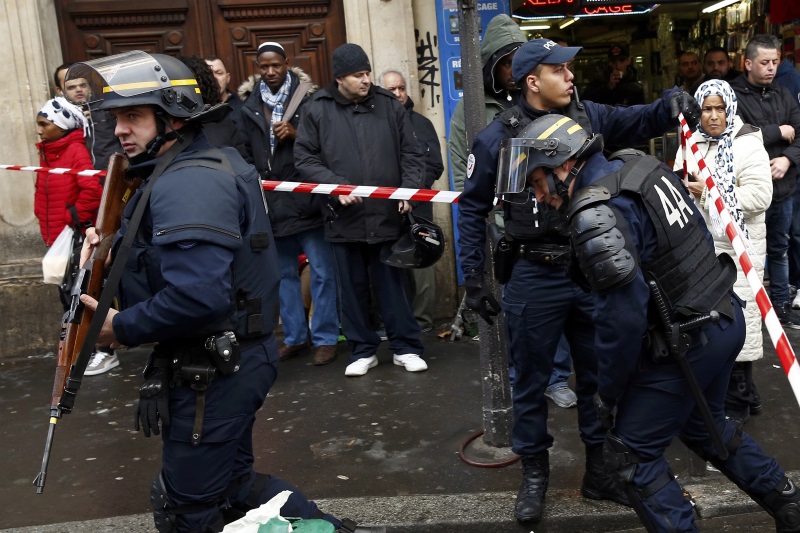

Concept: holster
[[489, 222, 516, 284]]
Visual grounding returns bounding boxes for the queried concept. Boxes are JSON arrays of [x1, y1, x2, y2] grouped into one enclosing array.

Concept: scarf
[[260, 74, 292, 154], [38, 96, 89, 137], [693, 79, 752, 250]]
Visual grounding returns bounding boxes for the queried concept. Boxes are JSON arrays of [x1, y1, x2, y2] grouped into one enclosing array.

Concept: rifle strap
[[60, 129, 198, 411]]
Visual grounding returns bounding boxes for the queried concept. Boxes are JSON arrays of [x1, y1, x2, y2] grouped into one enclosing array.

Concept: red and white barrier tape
[[261, 180, 461, 203], [0, 164, 106, 177], [679, 113, 800, 407], [0, 164, 461, 204]]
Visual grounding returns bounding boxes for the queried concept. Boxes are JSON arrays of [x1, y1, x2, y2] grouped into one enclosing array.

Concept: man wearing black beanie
[[295, 43, 428, 378]]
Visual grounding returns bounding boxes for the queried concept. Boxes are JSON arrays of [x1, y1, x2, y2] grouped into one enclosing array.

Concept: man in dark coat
[[295, 43, 427, 377], [730, 34, 800, 328], [378, 69, 444, 331], [238, 42, 340, 366]]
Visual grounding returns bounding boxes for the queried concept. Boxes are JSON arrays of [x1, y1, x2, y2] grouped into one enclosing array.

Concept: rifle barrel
[[33, 408, 61, 493]]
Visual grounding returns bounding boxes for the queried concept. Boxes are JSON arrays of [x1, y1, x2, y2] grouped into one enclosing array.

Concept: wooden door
[[56, 0, 346, 90]]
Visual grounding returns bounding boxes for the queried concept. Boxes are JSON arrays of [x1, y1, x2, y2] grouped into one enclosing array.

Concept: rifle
[[647, 278, 728, 461], [34, 153, 140, 493]]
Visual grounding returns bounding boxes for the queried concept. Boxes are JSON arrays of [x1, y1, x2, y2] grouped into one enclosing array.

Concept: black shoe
[[515, 452, 549, 523], [750, 382, 763, 415], [337, 518, 386, 533], [581, 446, 631, 506], [760, 477, 800, 532], [726, 409, 751, 428], [777, 303, 800, 330]]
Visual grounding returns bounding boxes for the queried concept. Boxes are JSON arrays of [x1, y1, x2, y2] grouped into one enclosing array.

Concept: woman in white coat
[[674, 78, 773, 425]]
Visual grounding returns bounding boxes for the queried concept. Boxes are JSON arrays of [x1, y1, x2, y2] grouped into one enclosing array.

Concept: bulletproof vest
[[117, 148, 279, 341], [498, 100, 592, 243], [597, 152, 735, 317]]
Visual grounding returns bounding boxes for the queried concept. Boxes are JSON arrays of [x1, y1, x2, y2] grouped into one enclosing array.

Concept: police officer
[[73, 51, 382, 533], [457, 38, 701, 523], [521, 113, 800, 532]]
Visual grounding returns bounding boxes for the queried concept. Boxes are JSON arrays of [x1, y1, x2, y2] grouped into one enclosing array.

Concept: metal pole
[[458, 1, 513, 448]]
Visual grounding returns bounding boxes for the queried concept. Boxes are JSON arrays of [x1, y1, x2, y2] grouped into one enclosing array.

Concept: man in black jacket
[[730, 34, 800, 329], [238, 42, 340, 366], [379, 69, 444, 331], [295, 43, 427, 377]]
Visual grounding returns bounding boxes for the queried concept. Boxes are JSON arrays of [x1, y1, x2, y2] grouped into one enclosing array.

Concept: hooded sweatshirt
[[448, 14, 525, 192]]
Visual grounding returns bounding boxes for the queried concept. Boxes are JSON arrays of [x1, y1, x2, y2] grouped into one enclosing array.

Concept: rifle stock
[[35, 153, 140, 493]]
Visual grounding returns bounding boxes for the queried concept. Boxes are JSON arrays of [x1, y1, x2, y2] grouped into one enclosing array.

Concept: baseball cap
[[608, 44, 630, 60], [512, 38, 583, 84]]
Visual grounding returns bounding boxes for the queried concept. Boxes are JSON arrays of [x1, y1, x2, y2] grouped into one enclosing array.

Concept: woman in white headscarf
[[673, 78, 772, 425]]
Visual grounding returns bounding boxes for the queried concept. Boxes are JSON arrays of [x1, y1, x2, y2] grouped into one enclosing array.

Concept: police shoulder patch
[[466, 153, 476, 179]]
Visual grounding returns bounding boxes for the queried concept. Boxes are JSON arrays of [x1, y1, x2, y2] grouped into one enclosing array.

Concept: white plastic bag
[[222, 490, 293, 532], [42, 225, 74, 285]]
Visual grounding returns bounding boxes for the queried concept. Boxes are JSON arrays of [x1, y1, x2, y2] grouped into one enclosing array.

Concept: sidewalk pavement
[[2, 325, 799, 532]]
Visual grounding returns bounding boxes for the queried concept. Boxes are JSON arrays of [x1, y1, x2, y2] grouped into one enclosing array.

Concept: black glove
[[135, 364, 171, 437], [593, 393, 616, 430], [464, 275, 501, 325], [669, 90, 701, 129]]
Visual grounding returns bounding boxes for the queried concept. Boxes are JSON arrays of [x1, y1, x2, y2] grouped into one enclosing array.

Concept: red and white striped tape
[[0, 164, 461, 204], [679, 113, 800, 407], [0, 164, 105, 177], [261, 180, 461, 203]]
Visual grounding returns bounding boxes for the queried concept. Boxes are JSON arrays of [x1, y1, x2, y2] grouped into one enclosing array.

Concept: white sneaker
[[793, 292, 800, 309], [345, 355, 378, 376], [393, 353, 428, 372], [84, 350, 119, 376]]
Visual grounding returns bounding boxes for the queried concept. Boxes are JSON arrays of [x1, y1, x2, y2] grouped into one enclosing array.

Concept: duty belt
[[516, 243, 571, 266]]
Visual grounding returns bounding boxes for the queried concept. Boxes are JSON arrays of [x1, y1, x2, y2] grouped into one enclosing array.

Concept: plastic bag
[[222, 491, 335, 533], [42, 225, 74, 285]]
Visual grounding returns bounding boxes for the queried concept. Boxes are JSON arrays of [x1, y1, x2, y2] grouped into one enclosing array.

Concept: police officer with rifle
[[73, 51, 382, 533], [518, 113, 800, 532]]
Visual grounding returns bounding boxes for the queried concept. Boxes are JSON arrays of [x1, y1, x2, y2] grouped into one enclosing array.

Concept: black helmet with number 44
[[380, 213, 445, 269], [495, 114, 603, 202]]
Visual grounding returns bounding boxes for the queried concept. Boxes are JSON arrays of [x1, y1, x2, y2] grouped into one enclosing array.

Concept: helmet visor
[[67, 51, 186, 109], [496, 138, 536, 197]]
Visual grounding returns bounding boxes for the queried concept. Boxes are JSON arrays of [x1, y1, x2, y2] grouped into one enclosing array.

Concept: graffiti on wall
[[415, 29, 441, 107]]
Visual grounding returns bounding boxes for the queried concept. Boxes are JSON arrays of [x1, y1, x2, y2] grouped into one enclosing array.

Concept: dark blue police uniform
[[570, 151, 786, 531], [457, 90, 680, 457], [112, 133, 338, 532]]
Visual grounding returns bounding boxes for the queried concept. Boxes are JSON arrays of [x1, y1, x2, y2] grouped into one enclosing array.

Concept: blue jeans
[[766, 197, 793, 305], [502, 260, 604, 456], [548, 336, 572, 386], [275, 227, 340, 347], [789, 187, 800, 288]]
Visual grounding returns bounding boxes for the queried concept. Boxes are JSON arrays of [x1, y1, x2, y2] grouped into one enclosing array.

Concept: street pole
[[458, 1, 513, 448]]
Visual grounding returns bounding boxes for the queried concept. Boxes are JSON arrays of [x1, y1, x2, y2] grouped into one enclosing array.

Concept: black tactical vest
[[499, 100, 592, 243], [597, 152, 735, 317], [117, 147, 279, 341]]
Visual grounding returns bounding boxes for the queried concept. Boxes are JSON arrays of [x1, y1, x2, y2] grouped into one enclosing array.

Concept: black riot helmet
[[495, 114, 603, 204], [380, 213, 445, 269], [67, 51, 203, 118], [67, 51, 210, 162]]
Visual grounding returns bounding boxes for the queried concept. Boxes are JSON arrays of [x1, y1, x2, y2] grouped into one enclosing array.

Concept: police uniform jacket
[[294, 82, 425, 244], [571, 152, 722, 401], [111, 132, 279, 352], [729, 74, 800, 202], [238, 68, 324, 238], [457, 88, 681, 281]]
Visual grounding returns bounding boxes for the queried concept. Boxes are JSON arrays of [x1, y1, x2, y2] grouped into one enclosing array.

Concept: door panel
[[56, 0, 345, 89]]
